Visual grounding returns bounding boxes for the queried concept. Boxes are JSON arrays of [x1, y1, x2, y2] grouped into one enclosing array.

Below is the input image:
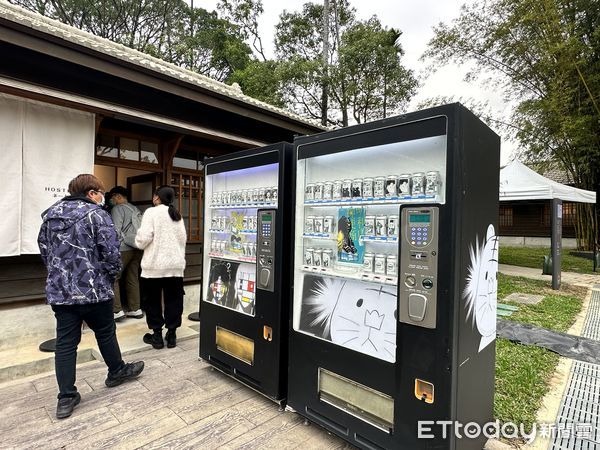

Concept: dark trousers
[[142, 277, 184, 331], [114, 249, 143, 313], [52, 300, 124, 399]]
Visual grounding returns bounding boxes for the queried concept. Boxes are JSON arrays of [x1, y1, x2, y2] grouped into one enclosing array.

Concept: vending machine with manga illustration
[[200, 142, 293, 405], [288, 104, 500, 449]]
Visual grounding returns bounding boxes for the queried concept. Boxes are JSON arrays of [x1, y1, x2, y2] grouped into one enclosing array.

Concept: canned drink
[[241, 189, 249, 203], [375, 215, 387, 237], [304, 248, 314, 266], [252, 188, 260, 203], [314, 182, 324, 200], [323, 216, 335, 234], [305, 216, 315, 234], [388, 215, 399, 237], [242, 216, 249, 231], [313, 249, 322, 267], [211, 216, 218, 230], [243, 242, 249, 256], [264, 187, 273, 203], [374, 254, 386, 274], [351, 178, 363, 198], [314, 216, 324, 234], [385, 176, 398, 198], [211, 192, 218, 206], [210, 239, 216, 252], [272, 187, 278, 202], [216, 192, 223, 205], [250, 242, 256, 257], [364, 252, 375, 272], [426, 171, 440, 196], [323, 182, 333, 200], [364, 216, 376, 236], [305, 183, 315, 201], [386, 255, 398, 276], [322, 249, 333, 267], [258, 188, 266, 203], [332, 180, 343, 199], [342, 179, 352, 199], [374, 177, 386, 198], [398, 174, 411, 196], [251, 216, 257, 232], [411, 172, 426, 196], [362, 178, 374, 198]]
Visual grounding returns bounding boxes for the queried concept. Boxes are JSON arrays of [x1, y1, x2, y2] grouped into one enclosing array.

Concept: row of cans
[[211, 186, 278, 206], [364, 253, 397, 276], [304, 248, 334, 268], [365, 215, 399, 238], [305, 216, 336, 234], [305, 171, 440, 201], [210, 240, 257, 257], [210, 215, 258, 232]]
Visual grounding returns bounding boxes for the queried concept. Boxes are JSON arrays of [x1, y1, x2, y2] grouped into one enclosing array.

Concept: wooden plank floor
[[0, 337, 355, 450]]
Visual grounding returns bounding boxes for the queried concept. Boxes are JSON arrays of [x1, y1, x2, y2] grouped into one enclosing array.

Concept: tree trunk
[[321, 0, 329, 126]]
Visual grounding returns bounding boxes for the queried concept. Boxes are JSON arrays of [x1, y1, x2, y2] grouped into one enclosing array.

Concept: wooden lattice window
[[170, 172, 203, 242], [499, 206, 513, 227]]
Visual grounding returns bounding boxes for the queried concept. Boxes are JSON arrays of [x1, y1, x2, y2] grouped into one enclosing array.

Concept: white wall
[[500, 236, 578, 249]]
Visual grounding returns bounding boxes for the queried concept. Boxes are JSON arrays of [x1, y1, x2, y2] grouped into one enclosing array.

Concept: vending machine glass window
[[203, 162, 279, 317], [293, 135, 447, 363]]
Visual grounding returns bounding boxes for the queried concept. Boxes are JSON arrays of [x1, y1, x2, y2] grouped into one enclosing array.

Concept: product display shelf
[[359, 235, 398, 243], [210, 202, 277, 209], [209, 230, 256, 234], [304, 196, 437, 207], [302, 233, 335, 240], [207, 252, 256, 264], [301, 265, 398, 286]]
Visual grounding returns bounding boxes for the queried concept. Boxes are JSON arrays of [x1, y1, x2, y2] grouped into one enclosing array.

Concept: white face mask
[[97, 193, 105, 207]]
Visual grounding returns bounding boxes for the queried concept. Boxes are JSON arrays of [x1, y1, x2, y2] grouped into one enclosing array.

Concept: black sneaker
[[143, 331, 164, 349], [166, 329, 177, 348], [56, 392, 81, 419], [105, 361, 145, 388]]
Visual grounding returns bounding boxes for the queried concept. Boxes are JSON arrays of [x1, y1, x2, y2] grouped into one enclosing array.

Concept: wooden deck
[[0, 337, 355, 450]]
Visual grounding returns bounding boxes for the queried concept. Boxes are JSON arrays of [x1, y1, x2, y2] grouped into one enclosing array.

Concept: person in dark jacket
[[38, 174, 144, 419]]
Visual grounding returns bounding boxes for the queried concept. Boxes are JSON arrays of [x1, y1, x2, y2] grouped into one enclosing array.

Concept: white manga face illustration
[[306, 277, 397, 362], [464, 224, 498, 352]]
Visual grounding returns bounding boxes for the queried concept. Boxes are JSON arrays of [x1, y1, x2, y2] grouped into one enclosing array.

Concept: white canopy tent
[[499, 160, 596, 204]]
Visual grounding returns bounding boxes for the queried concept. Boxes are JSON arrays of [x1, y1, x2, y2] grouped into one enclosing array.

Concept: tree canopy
[[424, 0, 599, 249]]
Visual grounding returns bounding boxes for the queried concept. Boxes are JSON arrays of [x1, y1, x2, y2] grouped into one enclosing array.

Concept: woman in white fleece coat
[[135, 186, 187, 349]]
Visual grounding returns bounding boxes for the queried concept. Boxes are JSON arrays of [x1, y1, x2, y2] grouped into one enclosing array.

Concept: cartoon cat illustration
[[304, 277, 397, 362], [464, 224, 499, 352]]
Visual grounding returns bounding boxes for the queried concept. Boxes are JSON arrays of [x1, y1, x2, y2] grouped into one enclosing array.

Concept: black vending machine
[[288, 104, 500, 449], [200, 142, 293, 405]]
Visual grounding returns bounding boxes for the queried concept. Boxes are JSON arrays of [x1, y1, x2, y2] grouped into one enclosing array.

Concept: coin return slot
[[415, 379, 434, 404], [263, 325, 273, 341]]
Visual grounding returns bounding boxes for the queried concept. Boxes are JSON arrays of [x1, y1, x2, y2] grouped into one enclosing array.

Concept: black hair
[[155, 186, 182, 221], [109, 186, 129, 198]]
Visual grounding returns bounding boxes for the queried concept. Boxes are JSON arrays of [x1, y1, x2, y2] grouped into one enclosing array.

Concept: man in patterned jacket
[[38, 174, 144, 419]]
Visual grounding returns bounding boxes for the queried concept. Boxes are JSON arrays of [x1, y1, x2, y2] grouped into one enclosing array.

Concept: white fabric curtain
[[0, 93, 94, 256], [0, 94, 24, 256]]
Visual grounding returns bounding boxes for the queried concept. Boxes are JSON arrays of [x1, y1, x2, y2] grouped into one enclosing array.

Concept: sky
[[196, 0, 515, 164]]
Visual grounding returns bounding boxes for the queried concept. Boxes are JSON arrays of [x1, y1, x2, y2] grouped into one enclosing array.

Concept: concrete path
[[499, 264, 600, 287]]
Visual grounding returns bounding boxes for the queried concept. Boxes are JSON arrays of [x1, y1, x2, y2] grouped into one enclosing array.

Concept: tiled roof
[[0, 0, 324, 131], [540, 166, 573, 185]]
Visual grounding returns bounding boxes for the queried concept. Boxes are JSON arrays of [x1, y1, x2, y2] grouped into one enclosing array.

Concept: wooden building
[[0, 1, 323, 304], [499, 161, 596, 248]]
